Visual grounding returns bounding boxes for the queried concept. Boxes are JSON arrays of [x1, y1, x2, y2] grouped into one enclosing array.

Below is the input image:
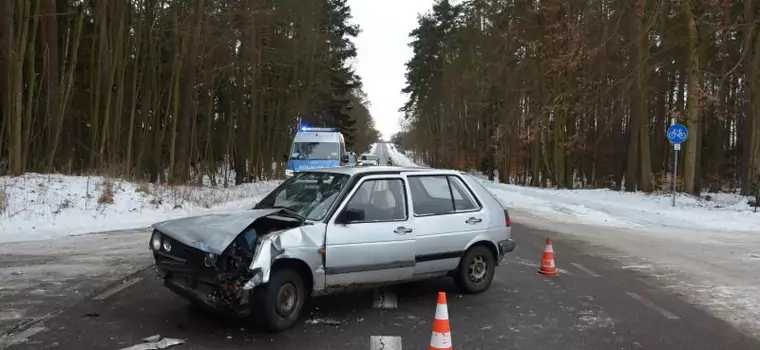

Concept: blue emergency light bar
[[300, 126, 337, 132]]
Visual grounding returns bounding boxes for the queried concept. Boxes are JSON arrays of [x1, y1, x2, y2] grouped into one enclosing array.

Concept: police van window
[[291, 142, 340, 160]]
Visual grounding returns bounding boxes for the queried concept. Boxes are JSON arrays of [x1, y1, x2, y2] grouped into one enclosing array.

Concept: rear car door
[[325, 175, 416, 287], [404, 172, 488, 275]]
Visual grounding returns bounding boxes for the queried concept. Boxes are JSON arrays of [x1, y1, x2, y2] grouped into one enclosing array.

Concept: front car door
[[325, 175, 416, 288], [405, 172, 488, 276]]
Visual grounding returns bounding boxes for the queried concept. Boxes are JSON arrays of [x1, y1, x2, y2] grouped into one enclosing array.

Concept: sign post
[[666, 122, 688, 207]]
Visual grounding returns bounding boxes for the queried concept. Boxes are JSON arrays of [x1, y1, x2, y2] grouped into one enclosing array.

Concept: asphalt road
[[2, 223, 758, 350], [375, 142, 388, 165]]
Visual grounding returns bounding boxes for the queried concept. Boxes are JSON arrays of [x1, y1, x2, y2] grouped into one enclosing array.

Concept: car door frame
[[323, 174, 416, 290], [403, 171, 488, 276]]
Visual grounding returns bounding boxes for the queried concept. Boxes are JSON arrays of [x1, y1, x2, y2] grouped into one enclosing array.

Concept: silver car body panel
[[152, 209, 282, 255], [247, 223, 327, 294]]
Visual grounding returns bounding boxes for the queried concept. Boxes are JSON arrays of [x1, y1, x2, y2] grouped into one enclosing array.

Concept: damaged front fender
[[243, 225, 325, 292], [243, 234, 286, 290]]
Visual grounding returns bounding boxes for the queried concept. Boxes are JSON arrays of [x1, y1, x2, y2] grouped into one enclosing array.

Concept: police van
[[285, 127, 347, 178]]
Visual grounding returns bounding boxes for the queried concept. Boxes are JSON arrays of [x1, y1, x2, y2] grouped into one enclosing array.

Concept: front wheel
[[253, 269, 305, 332], [453, 245, 496, 294]]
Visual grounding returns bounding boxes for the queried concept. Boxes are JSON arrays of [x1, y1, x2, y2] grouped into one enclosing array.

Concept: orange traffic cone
[[429, 292, 453, 350], [538, 237, 559, 276]]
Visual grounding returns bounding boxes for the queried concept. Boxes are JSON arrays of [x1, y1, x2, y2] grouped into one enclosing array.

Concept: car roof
[[305, 166, 459, 176]]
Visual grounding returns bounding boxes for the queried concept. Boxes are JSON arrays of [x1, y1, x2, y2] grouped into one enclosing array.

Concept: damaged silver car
[[150, 167, 515, 332]]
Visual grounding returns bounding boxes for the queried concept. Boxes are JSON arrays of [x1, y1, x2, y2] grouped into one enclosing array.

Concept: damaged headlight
[[150, 231, 162, 251], [204, 253, 217, 267], [243, 269, 264, 290], [162, 239, 172, 252]]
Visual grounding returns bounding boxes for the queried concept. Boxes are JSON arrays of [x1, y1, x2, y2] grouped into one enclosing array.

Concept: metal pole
[[672, 147, 678, 207]]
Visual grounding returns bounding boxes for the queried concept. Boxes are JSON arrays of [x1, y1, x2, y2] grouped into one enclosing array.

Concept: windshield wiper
[[271, 206, 309, 222]]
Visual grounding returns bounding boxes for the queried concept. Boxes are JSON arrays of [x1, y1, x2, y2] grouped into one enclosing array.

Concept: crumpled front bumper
[[163, 275, 250, 317]]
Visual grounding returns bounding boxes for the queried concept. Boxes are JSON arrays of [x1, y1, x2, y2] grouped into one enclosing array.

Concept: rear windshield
[[361, 155, 378, 161]]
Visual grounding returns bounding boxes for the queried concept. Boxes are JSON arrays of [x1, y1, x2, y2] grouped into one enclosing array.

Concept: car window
[[408, 176, 454, 215], [255, 172, 350, 220], [448, 176, 478, 211], [344, 178, 407, 222]]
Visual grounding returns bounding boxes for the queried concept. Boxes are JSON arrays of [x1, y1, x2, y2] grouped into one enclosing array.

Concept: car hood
[[151, 209, 281, 255]]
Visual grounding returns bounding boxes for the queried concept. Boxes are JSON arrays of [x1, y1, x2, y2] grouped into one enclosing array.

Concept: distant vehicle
[[284, 126, 347, 178], [149, 167, 515, 332], [359, 154, 379, 166]]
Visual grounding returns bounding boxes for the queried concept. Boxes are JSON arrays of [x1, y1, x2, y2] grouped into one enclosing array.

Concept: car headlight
[[204, 253, 217, 267], [162, 239, 172, 252], [285, 169, 294, 177], [150, 231, 162, 251]]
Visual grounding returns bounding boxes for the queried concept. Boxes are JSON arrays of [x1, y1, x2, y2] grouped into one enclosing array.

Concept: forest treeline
[[397, 0, 760, 195], [0, 0, 381, 185]]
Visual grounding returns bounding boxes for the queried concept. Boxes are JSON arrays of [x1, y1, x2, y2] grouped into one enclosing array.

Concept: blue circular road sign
[[667, 124, 688, 144]]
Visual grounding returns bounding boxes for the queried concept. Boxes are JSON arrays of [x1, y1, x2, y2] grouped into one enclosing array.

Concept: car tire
[[253, 269, 306, 332], [454, 245, 496, 294]]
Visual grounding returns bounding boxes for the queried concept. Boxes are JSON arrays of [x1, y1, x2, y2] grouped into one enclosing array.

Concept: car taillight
[[504, 209, 511, 227]]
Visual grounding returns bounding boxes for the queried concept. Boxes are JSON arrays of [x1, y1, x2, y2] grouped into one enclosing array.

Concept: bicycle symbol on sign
[[668, 129, 686, 140]]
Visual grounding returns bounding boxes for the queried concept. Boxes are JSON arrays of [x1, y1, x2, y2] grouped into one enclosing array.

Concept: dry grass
[[98, 179, 115, 204]]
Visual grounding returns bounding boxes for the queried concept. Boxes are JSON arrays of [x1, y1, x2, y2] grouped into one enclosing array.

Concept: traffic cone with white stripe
[[538, 237, 559, 276], [429, 292, 452, 350]]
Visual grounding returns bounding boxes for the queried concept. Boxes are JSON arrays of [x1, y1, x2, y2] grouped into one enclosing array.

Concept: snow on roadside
[[483, 181, 760, 233], [0, 173, 281, 243], [385, 143, 419, 167]]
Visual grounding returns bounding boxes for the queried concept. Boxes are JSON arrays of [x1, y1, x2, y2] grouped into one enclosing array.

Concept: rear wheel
[[253, 269, 305, 332], [453, 245, 496, 294]]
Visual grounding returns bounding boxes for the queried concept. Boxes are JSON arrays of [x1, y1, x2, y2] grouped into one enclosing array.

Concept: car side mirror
[[337, 208, 364, 224]]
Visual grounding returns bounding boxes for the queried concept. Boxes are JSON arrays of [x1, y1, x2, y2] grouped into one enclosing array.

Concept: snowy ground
[[386, 143, 760, 338], [386, 144, 420, 167], [0, 173, 281, 243]]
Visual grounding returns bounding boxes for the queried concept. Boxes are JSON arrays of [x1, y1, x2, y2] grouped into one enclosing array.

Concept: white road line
[[92, 276, 143, 301], [373, 288, 398, 309], [626, 292, 681, 320], [370, 336, 402, 350], [570, 262, 601, 278]]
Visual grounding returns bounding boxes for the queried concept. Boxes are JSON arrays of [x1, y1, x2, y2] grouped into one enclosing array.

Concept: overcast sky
[[347, 0, 434, 140]]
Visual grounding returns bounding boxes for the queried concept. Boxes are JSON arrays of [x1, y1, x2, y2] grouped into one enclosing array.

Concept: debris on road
[[119, 335, 184, 350]]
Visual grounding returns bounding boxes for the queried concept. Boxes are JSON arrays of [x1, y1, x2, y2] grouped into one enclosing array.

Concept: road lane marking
[[370, 336, 402, 350], [570, 262, 601, 277], [625, 292, 680, 320], [92, 276, 143, 301], [373, 288, 398, 309]]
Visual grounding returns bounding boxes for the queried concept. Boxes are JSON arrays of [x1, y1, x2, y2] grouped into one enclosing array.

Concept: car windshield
[[361, 155, 378, 161], [290, 142, 339, 160], [254, 172, 350, 221]]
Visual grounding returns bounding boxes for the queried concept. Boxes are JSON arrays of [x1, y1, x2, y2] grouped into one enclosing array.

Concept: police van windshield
[[291, 142, 340, 160]]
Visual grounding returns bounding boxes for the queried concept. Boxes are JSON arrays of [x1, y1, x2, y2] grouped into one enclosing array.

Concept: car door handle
[[465, 217, 482, 224], [394, 227, 413, 234]]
